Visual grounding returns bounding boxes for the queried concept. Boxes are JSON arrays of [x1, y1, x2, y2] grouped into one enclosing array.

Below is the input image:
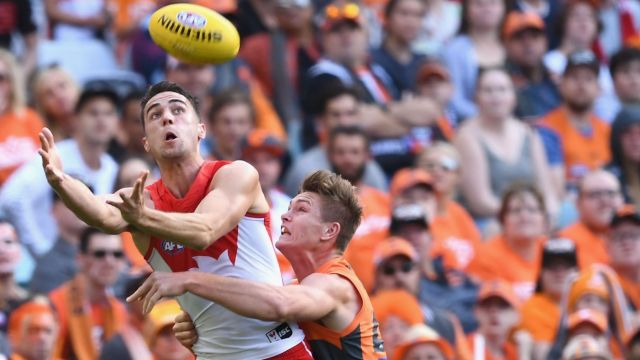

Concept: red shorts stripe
[[264, 342, 313, 360]]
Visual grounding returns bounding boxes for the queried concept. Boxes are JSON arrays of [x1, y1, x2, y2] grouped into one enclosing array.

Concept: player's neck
[[288, 248, 338, 280], [157, 156, 205, 198]]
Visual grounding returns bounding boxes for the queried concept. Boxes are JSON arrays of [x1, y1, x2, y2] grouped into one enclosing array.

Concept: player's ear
[[143, 136, 150, 152], [197, 122, 206, 140], [320, 222, 340, 242]]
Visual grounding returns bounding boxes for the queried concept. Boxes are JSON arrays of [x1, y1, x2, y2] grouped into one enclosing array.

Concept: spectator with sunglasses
[[559, 170, 623, 269], [416, 143, 481, 271], [372, 237, 472, 359], [49, 227, 128, 360]]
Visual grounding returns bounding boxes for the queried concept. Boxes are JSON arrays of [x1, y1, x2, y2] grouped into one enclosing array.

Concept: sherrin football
[[148, 3, 240, 64]]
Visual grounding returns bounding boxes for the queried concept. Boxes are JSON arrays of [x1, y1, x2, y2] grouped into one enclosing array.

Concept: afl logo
[[162, 240, 184, 256], [176, 11, 207, 29]]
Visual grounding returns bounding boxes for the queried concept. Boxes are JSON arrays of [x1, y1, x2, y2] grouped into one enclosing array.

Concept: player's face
[[143, 92, 205, 160], [277, 192, 328, 254], [0, 223, 20, 275]]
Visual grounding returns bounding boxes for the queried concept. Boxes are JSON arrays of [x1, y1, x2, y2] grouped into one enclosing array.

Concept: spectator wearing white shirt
[[0, 88, 120, 257]]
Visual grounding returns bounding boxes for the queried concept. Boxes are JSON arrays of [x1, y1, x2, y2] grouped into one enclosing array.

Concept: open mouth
[[280, 226, 291, 236], [164, 132, 177, 141]]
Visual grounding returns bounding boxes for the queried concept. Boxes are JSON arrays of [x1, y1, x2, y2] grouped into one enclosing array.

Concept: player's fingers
[[43, 127, 56, 146], [105, 199, 124, 211], [174, 311, 192, 324], [173, 320, 195, 333], [126, 280, 151, 303], [38, 149, 50, 166], [39, 132, 50, 152]]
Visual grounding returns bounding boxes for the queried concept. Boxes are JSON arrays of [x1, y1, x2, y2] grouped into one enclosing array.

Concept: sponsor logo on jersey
[[265, 323, 293, 343], [162, 240, 184, 256]]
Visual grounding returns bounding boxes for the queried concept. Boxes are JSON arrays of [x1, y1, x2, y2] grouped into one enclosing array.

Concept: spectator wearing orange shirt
[[416, 142, 481, 270], [537, 50, 611, 190], [606, 207, 640, 310], [559, 170, 623, 268], [467, 183, 548, 301], [520, 238, 578, 360], [49, 228, 128, 360], [332, 127, 391, 292], [0, 49, 43, 187], [468, 280, 531, 360]]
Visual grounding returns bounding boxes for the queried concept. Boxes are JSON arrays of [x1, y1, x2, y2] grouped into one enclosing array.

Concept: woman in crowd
[[519, 238, 579, 360], [608, 105, 640, 207], [0, 49, 44, 187], [31, 65, 80, 140], [440, 0, 507, 119], [467, 183, 549, 301], [454, 67, 556, 232]]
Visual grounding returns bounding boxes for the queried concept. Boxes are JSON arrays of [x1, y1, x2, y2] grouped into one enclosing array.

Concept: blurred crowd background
[[1, 0, 640, 359]]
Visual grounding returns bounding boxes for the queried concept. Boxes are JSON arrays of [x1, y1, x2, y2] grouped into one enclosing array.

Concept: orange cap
[[144, 300, 182, 345], [390, 168, 433, 198], [322, 2, 363, 31], [374, 237, 418, 266], [371, 289, 423, 326], [241, 129, 286, 159], [478, 280, 521, 309], [568, 270, 609, 311], [393, 324, 455, 360], [8, 297, 55, 343], [502, 11, 544, 40], [568, 309, 608, 334], [417, 61, 450, 83]]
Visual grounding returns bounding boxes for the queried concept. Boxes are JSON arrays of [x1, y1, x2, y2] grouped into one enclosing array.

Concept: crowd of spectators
[[2, 0, 640, 359]]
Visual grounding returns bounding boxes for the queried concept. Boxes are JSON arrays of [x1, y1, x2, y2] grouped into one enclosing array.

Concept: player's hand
[[38, 127, 65, 186], [106, 172, 148, 225], [173, 311, 198, 350], [126, 271, 188, 314]]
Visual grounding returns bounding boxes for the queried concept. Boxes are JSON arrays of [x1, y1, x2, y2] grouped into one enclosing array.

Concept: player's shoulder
[[211, 160, 259, 183], [302, 272, 355, 304]]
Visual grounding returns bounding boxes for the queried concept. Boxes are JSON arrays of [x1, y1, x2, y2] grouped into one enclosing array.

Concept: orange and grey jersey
[[300, 258, 387, 360]]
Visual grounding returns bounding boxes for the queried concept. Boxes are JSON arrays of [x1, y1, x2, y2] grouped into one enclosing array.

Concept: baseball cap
[[416, 61, 450, 83], [240, 129, 286, 159], [390, 168, 433, 198], [610, 204, 640, 227], [390, 204, 429, 234], [371, 289, 423, 326], [542, 238, 578, 268], [564, 50, 600, 77], [144, 300, 182, 345], [502, 11, 545, 40], [321, 2, 363, 31], [561, 334, 612, 360], [75, 86, 120, 113], [567, 309, 608, 334], [374, 237, 418, 266], [478, 280, 521, 309], [393, 324, 455, 360], [567, 269, 609, 311]]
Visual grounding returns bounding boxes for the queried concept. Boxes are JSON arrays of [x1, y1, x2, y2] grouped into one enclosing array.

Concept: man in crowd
[[0, 87, 120, 256], [49, 228, 128, 359], [7, 298, 58, 360], [560, 170, 624, 268], [609, 47, 640, 116], [606, 206, 640, 309]]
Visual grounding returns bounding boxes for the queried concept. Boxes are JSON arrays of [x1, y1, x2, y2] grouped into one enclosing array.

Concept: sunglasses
[[423, 157, 458, 172], [325, 3, 360, 20], [91, 250, 125, 259], [382, 261, 414, 276]]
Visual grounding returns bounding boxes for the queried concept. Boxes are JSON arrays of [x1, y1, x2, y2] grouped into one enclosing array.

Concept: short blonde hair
[[416, 141, 460, 170], [0, 49, 26, 114], [301, 170, 363, 252]]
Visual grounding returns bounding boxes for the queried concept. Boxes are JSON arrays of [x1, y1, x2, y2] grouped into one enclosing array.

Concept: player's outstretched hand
[[126, 271, 188, 314], [173, 311, 198, 350], [38, 127, 65, 186], [106, 171, 148, 224]]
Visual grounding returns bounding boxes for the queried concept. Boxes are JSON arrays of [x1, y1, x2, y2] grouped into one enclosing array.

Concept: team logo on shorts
[[265, 323, 293, 343], [162, 240, 184, 256]]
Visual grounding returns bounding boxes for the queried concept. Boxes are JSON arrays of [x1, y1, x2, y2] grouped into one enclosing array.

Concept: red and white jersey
[[144, 161, 305, 359]]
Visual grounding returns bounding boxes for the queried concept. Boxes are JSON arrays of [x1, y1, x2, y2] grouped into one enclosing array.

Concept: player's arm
[[128, 271, 340, 323], [38, 128, 129, 233], [117, 161, 262, 250]]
